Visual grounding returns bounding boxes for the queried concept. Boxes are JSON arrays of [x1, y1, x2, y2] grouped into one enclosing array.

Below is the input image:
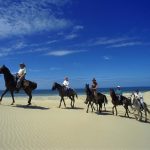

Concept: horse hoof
[[11, 103, 14, 105], [27, 103, 31, 106]]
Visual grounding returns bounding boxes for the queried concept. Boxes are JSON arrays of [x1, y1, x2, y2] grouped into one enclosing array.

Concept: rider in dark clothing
[[91, 78, 98, 104]]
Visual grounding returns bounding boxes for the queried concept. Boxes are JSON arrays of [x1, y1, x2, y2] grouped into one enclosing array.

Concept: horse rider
[[62, 77, 70, 92], [16, 63, 26, 92], [134, 89, 144, 109], [115, 86, 123, 102], [91, 78, 98, 103]]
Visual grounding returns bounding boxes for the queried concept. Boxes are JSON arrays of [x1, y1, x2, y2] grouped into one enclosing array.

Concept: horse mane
[[55, 82, 62, 87], [110, 88, 117, 98], [85, 84, 93, 95], [2, 65, 11, 74]]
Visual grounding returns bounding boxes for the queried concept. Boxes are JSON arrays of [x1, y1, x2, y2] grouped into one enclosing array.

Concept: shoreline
[[1, 90, 150, 98]]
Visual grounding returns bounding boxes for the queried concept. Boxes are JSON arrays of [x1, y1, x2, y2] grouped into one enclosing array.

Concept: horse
[[131, 93, 150, 122], [109, 88, 131, 117], [51, 82, 78, 108], [85, 84, 95, 113], [0, 65, 37, 105], [85, 84, 108, 113]]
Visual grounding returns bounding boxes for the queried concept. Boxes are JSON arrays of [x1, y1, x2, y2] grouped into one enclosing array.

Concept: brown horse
[[109, 88, 131, 117], [0, 65, 37, 105], [51, 82, 78, 108], [85, 84, 108, 113]]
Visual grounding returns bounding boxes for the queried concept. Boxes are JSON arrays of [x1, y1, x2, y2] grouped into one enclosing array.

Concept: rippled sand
[[0, 92, 150, 150]]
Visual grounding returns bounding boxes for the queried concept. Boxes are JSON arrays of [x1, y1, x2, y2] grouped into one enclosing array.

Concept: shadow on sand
[[95, 110, 113, 116], [14, 104, 50, 110], [119, 115, 135, 120], [62, 106, 84, 110]]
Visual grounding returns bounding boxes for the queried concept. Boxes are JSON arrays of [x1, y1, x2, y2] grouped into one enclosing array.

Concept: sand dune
[[0, 92, 150, 150]]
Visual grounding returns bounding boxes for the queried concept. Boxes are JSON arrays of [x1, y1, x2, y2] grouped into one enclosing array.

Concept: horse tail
[[74, 91, 78, 99], [104, 95, 108, 104]]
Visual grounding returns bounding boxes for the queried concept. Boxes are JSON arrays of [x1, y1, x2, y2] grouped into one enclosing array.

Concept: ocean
[[0, 86, 150, 97]]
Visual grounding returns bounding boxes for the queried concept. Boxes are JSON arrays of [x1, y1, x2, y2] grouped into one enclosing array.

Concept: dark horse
[[85, 84, 108, 113], [0, 65, 37, 105], [52, 82, 78, 108], [109, 88, 131, 117]]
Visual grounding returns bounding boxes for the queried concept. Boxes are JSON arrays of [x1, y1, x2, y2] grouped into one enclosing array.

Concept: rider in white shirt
[[16, 63, 26, 91], [63, 77, 69, 89]]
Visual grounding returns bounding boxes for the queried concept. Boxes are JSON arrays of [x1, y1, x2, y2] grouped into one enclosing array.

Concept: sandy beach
[[0, 92, 150, 150]]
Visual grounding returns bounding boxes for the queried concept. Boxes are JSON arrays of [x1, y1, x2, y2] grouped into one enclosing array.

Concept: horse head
[[51, 82, 57, 91], [85, 83, 89, 89], [109, 88, 115, 97], [0, 65, 10, 74], [85, 84, 90, 92]]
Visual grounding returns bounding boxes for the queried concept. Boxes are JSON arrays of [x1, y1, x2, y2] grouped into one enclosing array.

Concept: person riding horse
[[84, 78, 98, 104], [16, 63, 26, 92], [62, 77, 70, 94], [91, 78, 98, 103], [115, 86, 123, 104], [134, 89, 144, 110]]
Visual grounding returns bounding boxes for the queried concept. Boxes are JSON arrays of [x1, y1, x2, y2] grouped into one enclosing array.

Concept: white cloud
[[103, 56, 110, 60], [73, 25, 84, 31], [108, 42, 142, 48], [0, 0, 71, 38], [50, 67, 61, 71], [92, 37, 130, 46], [29, 69, 41, 72], [47, 50, 87, 56], [65, 33, 78, 40], [85, 36, 144, 48]]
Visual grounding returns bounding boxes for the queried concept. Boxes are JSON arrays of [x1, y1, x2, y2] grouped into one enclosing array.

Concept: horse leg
[[104, 103, 106, 111], [87, 101, 91, 113], [72, 96, 75, 108], [91, 102, 94, 112], [10, 91, 15, 105], [86, 103, 89, 113], [144, 109, 147, 122], [69, 96, 73, 108], [112, 106, 114, 115], [0, 89, 9, 104], [124, 105, 129, 117], [115, 106, 117, 116], [24, 88, 32, 105], [96, 104, 98, 112], [134, 109, 138, 120], [99, 103, 102, 113], [140, 111, 142, 121], [62, 97, 66, 108], [137, 110, 142, 121], [59, 98, 62, 108]]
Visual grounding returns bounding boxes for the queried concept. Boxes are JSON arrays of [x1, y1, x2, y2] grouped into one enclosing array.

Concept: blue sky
[[0, 0, 150, 89]]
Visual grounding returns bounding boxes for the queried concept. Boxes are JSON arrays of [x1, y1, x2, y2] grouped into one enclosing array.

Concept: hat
[[92, 78, 96, 81], [65, 77, 68, 80], [117, 86, 121, 88], [20, 63, 25, 67]]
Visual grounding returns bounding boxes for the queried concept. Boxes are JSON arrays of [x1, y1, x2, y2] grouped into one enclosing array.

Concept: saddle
[[63, 87, 73, 95]]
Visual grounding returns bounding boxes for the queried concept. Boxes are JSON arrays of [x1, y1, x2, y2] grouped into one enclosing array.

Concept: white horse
[[131, 93, 150, 122]]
